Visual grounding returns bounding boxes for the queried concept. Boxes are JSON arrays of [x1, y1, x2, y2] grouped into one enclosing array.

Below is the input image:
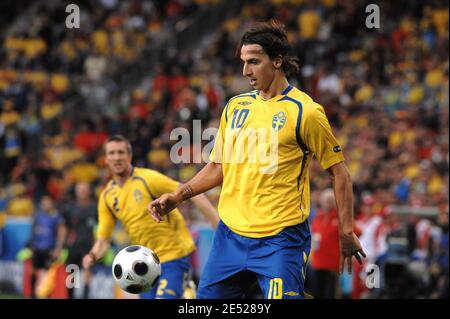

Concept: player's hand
[[82, 253, 95, 270], [148, 192, 181, 223], [51, 248, 61, 261], [339, 232, 366, 274]]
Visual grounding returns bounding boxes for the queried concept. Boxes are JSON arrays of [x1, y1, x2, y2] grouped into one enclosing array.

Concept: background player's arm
[[82, 238, 111, 269], [52, 221, 67, 260], [149, 162, 223, 222], [83, 191, 115, 269], [189, 194, 220, 229]]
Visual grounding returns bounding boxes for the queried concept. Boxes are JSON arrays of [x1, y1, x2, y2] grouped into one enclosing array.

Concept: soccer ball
[[112, 245, 161, 294]]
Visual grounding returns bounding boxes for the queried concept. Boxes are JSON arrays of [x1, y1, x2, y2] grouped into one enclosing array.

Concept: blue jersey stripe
[[277, 95, 309, 189], [281, 84, 293, 95], [103, 187, 117, 217], [225, 101, 229, 122]]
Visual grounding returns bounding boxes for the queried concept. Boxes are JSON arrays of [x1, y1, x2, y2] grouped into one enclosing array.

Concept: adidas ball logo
[[126, 273, 134, 281]]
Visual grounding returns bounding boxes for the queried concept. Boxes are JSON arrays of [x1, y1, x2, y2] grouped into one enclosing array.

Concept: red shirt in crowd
[[311, 208, 340, 272], [74, 131, 108, 155]]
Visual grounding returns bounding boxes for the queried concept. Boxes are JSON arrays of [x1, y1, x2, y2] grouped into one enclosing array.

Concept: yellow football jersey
[[97, 167, 195, 263], [210, 85, 345, 238]]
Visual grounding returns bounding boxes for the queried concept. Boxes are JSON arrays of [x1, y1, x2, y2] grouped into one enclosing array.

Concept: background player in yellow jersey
[[149, 21, 366, 299], [82, 135, 219, 299]]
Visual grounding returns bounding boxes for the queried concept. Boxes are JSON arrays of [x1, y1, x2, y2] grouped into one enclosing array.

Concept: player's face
[[105, 141, 132, 176], [40, 195, 54, 212], [75, 182, 91, 201], [241, 44, 278, 91]]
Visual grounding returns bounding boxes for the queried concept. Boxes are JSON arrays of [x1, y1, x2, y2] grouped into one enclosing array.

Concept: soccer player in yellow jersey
[[149, 21, 366, 299], [82, 135, 219, 299]]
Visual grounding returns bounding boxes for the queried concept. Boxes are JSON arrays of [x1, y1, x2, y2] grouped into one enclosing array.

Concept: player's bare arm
[[52, 222, 67, 260], [82, 238, 111, 270], [148, 162, 223, 222], [327, 162, 366, 274]]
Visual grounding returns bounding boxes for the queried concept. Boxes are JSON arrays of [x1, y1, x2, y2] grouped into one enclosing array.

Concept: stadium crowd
[[0, 0, 448, 298]]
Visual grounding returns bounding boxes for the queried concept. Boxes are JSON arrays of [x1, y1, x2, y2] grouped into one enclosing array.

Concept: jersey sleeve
[[302, 103, 345, 170], [147, 170, 180, 197], [97, 190, 116, 240]]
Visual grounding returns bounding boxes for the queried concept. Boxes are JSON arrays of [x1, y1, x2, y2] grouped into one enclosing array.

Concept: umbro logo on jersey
[[238, 101, 252, 106], [333, 145, 342, 152]]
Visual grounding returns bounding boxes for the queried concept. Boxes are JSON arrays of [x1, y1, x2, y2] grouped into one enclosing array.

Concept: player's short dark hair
[[104, 135, 132, 155], [240, 20, 300, 77]]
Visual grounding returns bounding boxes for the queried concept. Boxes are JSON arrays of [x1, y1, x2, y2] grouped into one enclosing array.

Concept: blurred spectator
[[433, 212, 449, 298], [6, 183, 34, 217], [424, 210, 449, 299], [67, 157, 100, 185], [29, 195, 66, 298], [62, 182, 97, 299], [44, 135, 84, 171], [84, 50, 107, 82], [73, 120, 109, 157], [353, 193, 387, 299], [0, 188, 6, 257], [310, 189, 340, 299]]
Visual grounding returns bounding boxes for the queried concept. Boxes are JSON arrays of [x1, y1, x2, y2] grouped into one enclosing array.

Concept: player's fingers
[[148, 200, 160, 212], [147, 203, 157, 217], [152, 203, 161, 215], [354, 252, 363, 265], [347, 256, 353, 274], [154, 196, 166, 210], [150, 210, 162, 222], [339, 254, 344, 274], [149, 199, 164, 213], [359, 248, 367, 258]]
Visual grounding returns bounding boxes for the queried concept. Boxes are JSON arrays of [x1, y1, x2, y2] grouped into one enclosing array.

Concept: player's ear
[[273, 55, 283, 70]]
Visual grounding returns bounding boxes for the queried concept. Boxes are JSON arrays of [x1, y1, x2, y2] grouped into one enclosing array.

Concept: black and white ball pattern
[[112, 245, 161, 294]]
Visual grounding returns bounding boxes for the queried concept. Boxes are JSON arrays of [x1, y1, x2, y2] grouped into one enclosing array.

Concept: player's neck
[[259, 76, 289, 100], [113, 165, 133, 186]]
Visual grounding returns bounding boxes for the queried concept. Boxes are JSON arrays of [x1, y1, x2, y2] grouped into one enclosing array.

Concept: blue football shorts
[[140, 255, 190, 299], [197, 220, 311, 299]]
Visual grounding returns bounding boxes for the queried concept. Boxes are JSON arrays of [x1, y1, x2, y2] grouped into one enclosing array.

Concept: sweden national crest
[[133, 189, 143, 203], [272, 111, 286, 131]]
